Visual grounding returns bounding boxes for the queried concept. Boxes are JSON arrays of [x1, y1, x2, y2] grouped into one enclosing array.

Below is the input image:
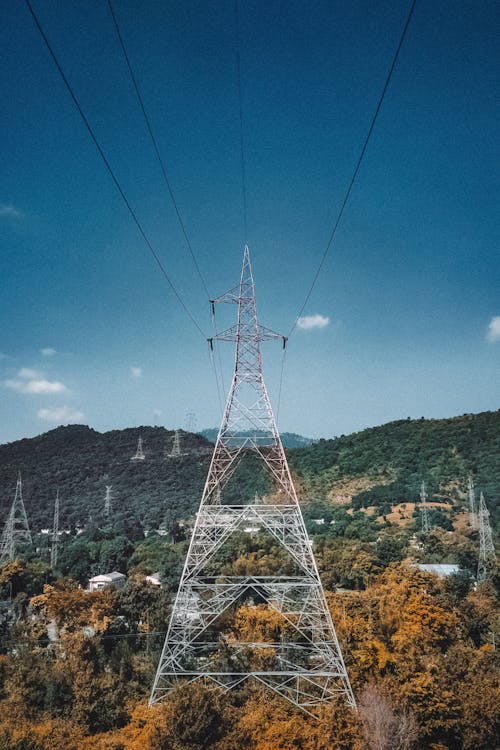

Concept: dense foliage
[[0, 412, 498, 748]]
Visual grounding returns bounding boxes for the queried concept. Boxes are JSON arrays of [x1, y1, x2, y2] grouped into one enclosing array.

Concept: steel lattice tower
[[131, 436, 145, 461], [420, 481, 430, 534], [104, 485, 113, 518], [0, 473, 32, 563], [467, 475, 477, 530], [150, 247, 355, 714], [477, 492, 497, 582], [169, 429, 183, 458], [50, 489, 60, 569]]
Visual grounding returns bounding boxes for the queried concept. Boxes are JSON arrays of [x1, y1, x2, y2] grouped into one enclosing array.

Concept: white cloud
[[486, 316, 500, 342], [0, 203, 22, 218], [297, 314, 330, 330], [18, 367, 41, 379], [40, 347, 57, 357], [37, 406, 84, 423], [4, 368, 67, 394], [130, 366, 142, 378]]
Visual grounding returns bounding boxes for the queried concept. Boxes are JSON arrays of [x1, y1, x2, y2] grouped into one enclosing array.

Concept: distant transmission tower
[[169, 429, 183, 458], [420, 481, 430, 534], [477, 492, 497, 582], [150, 247, 355, 715], [0, 473, 32, 563], [131, 436, 145, 461], [185, 412, 197, 433], [50, 489, 60, 569], [104, 485, 113, 518], [467, 475, 477, 529]]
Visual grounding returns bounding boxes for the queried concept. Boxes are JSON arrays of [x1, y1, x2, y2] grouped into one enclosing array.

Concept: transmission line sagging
[[106, 0, 211, 300], [288, 0, 418, 337], [23, 0, 206, 339]]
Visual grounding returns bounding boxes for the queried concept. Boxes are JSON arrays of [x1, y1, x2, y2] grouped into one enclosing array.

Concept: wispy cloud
[[4, 368, 67, 394], [297, 314, 330, 330], [486, 316, 500, 342], [37, 405, 84, 423], [40, 347, 57, 357], [0, 203, 22, 218], [130, 366, 142, 378]]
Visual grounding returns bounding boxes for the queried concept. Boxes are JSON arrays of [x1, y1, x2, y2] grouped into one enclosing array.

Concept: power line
[[235, 0, 248, 245], [23, 0, 206, 339], [106, 0, 211, 301], [288, 0, 418, 337]]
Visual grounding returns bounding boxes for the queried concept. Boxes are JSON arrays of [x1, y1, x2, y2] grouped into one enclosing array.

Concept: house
[[145, 572, 162, 587], [417, 564, 460, 578], [88, 571, 127, 592]]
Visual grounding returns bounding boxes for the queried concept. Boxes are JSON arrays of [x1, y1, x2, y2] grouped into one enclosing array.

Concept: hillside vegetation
[[1, 411, 499, 536], [288, 410, 500, 526]]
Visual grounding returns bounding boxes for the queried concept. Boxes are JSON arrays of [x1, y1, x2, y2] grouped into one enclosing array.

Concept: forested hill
[[288, 410, 500, 525], [0, 410, 499, 534], [0, 425, 212, 532], [200, 428, 314, 447]]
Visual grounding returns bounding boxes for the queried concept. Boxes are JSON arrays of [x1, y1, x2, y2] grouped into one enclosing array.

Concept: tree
[[358, 683, 418, 750]]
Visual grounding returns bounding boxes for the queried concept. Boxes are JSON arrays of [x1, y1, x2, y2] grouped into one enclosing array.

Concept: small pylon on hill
[[104, 485, 113, 518], [477, 492, 497, 582], [131, 436, 145, 461], [168, 429, 183, 458], [420, 481, 430, 534], [467, 475, 477, 529], [0, 473, 32, 563], [50, 489, 60, 569]]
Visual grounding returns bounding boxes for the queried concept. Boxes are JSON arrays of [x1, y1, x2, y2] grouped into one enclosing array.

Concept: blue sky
[[1, 0, 499, 444]]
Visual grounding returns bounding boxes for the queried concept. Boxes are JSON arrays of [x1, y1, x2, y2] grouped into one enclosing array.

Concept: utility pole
[[150, 247, 355, 715], [477, 492, 497, 582], [50, 489, 60, 569], [131, 436, 145, 461], [468, 475, 477, 529], [420, 481, 430, 534], [104, 485, 113, 518], [0, 473, 32, 563]]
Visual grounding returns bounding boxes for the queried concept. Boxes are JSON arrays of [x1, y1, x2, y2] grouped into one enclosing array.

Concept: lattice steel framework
[[477, 491, 497, 582], [104, 485, 113, 518], [420, 481, 430, 534], [150, 247, 355, 715], [169, 429, 183, 458], [0, 473, 32, 563], [50, 489, 60, 569], [467, 476, 477, 530], [131, 436, 145, 461]]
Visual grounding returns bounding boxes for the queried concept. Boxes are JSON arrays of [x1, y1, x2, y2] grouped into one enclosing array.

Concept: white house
[[417, 564, 460, 578], [88, 571, 127, 592]]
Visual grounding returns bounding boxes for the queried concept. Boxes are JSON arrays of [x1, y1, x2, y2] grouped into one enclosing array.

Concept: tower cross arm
[[209, 324, 286, 344]]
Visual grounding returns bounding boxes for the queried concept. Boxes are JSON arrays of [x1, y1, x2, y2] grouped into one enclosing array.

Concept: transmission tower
[[0, 473, 32, 563], [169, 429, 183, 458], [131, 436, 145, 461], [150, 247, 355, 715], [420, 481, 430, 534], [477, 492, 497, 582], [467, 475, 477, 529], [104, 485, 113, 518], [185, 411, 197, 433], [50, 489, 60, 569]]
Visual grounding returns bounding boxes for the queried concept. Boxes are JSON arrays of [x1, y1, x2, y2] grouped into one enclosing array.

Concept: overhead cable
[[106, 0, 211, 301], [288, 0, 418, 337], [24, 0, 206, 338], [235, 0, 248, 245]]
